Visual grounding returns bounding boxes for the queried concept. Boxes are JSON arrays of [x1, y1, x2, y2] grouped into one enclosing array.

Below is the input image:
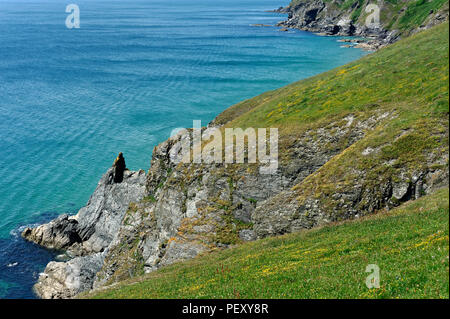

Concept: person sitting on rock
[[113, 152, 126, 183]]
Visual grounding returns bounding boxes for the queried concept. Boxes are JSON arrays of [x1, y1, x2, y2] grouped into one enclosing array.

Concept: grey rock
[[158, 240, 206, 268], [276, 0, 448, 49], [75, 168, 147, 254], [22, 214, 80, 251], [23, 160, 146, 299], [23, 167, 146, 256], [34, 253, 104, 299], [392, 182, 411, 201], [239, 229, 256, 241]]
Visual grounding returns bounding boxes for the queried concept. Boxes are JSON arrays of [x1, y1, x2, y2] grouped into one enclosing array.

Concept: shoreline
[[270, 6, 387, 51], [251, 23, 379, 51], [12, 2, 449, 299], [271, 1, 449, 52]]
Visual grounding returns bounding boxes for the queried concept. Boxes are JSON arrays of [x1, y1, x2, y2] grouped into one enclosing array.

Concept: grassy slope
[[220, 22, 448, 133], [86, 23, 449, 299], [86, 187, 449, 299]]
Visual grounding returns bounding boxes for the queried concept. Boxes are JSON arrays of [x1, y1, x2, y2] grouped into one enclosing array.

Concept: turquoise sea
[[0, 0, 367, 298]]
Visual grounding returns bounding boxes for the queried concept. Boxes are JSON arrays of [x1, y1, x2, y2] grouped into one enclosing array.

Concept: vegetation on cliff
[[83, 22, 449, 298]]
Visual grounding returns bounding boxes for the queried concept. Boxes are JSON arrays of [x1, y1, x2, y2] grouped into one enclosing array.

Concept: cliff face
[[23, 167, 147, 298], [277, 0, 449, 48], [22, 21, 449, 298]]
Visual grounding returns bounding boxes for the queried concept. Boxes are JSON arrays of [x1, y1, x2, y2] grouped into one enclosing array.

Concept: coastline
[[10, 2, 449, 299], [1, 1, 368, 299], [19, 25, 371, 299], [270, 0, 450, 51]]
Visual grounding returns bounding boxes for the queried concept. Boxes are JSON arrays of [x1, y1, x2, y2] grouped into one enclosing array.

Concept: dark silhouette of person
[[113, 152, 126, 183]]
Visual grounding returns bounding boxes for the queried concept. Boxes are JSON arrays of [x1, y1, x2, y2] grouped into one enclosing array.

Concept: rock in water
[[21, 214, 81, 251], [22, 155, 146, 298]]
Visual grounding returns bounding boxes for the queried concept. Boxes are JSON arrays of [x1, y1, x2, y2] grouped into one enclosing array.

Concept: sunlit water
[[0, 0, 367, 298]]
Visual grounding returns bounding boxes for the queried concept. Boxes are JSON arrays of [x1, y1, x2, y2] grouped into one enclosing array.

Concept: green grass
[[219, 22, 448, 132], [85, 187, 449, 299], [397, 0, 448, 31]]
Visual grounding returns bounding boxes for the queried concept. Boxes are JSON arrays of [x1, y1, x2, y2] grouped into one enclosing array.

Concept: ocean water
[[0, 0, 367, 298]]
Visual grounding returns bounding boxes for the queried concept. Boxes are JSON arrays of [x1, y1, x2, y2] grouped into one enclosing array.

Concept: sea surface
[[0, 0, 367, 298]]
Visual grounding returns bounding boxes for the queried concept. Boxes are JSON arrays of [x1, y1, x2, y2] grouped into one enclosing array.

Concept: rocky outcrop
[[21, 214, 81, 251], [22, 155, 146, 298], [23, 166, 146, 256], [253, 164, 449, 238], [278, 0, 371, 36], [34, 253, 104, 299], [276, 0, 449, 49], [252, 116, 449, 238]]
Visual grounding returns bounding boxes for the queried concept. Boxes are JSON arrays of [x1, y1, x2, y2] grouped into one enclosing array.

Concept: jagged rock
[[22, 156, 146, 298], [74, 168, 146, 254], [22, 214, 81, 251], [23, 166, 146, 256], [253, 162, 448, 239]]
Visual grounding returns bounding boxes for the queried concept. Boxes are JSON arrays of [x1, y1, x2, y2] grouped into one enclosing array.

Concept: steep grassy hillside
[[85, 187, 449, 299], [217, 22, 448, 215], [217, 22, 448, 131], [244, 23, 448, 233]]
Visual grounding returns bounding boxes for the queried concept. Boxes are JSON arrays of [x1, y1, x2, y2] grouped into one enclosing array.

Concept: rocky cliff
[[24, 114, 448, 298], [22, 166, 146, 298], [276, 0, 449, 48], [22, 21, 449, 299]]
